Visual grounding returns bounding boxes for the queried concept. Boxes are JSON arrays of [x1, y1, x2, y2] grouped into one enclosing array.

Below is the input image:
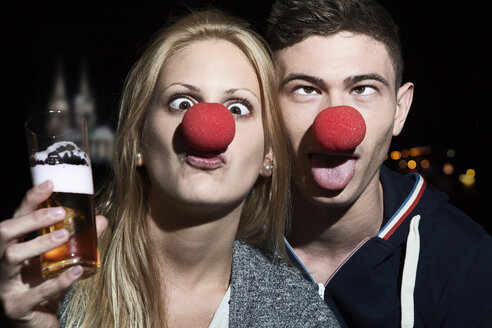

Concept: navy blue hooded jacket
[[286, 166, 492, 327]]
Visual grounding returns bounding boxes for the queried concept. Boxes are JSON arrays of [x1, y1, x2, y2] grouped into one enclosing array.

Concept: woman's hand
[[0, 180, 107, 327]]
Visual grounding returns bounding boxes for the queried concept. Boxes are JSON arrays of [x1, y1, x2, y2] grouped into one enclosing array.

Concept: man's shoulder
[[418, 199, 492, 268], [414, 180, 490, 246], [380, 165, 489, 245], [414, 197, 492, 326]]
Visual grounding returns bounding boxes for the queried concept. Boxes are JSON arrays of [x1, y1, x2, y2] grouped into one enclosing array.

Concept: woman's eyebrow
[[158, 83, 201, 95], [224, 88, 260, 102]]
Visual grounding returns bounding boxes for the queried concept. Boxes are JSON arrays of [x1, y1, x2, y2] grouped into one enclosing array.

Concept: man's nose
[[312, 105, 366, 152], [318, 92, 347, 113]]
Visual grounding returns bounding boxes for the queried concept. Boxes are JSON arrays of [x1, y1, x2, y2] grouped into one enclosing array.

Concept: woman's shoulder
[[233, 239, 312, 287], [58, 287, 75, 328], [230, 240, 340, 327]]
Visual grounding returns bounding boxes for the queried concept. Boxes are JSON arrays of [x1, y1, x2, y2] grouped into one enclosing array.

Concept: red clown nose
[[312, 105, 366, 152], [181, 102, 236, 151]]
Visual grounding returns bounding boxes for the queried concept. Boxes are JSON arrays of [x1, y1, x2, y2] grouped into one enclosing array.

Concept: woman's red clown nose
[[181, 102, 236, 151], [312, 105, 366, 152]]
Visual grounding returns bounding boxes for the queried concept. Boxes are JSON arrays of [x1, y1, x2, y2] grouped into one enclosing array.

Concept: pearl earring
[[262, 157, 274, 177], [136, 152, 144, 166], [263, 163, 273, 174]]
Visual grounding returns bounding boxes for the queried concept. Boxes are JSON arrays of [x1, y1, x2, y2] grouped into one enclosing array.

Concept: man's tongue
[[310, 154, 356, 190]]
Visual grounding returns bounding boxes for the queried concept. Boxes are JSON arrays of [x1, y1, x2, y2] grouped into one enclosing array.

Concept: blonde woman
[[0, 9, 340, 328]]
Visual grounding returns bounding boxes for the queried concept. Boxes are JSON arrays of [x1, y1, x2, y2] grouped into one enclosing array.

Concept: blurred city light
[[459, 173, 475, 186], [443, 162, 455, 175], [408, 160, 417, 170], [421, 146, 432, 155], [409, 147, 419, 157], [390, 150, 401, 160], [387, 146, 434, 174]]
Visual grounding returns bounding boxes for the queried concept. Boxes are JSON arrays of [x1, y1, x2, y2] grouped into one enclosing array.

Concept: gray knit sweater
[[229, 240, 340, 327], [59, 240, 340, 327]]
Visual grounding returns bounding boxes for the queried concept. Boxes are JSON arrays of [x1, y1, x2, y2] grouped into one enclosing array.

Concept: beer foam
[[31, 164, 94, 194], [32, 141, 90, 166]]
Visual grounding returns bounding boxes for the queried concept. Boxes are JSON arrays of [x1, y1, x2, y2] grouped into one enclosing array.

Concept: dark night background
[[2, 0, 491, 237]]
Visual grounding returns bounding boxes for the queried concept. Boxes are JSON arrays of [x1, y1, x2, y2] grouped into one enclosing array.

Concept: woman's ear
[[260, 149, 274, 178]]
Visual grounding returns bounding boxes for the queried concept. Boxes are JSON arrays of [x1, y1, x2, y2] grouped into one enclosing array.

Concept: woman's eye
[[170, 97, 194, 111], [353, 86, 376, 95], [227, 102, 251, 116], [294, 86, 319, 96]]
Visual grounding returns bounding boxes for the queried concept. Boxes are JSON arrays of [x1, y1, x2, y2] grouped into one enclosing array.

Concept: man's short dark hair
[[266, 0, 404, 88]]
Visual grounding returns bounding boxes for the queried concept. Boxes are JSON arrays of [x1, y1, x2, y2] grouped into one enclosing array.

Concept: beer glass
[[25, 110, 99, 279]]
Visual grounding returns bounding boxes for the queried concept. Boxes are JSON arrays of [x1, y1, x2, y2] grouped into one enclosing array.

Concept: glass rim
[[25, 110, 87, 138]]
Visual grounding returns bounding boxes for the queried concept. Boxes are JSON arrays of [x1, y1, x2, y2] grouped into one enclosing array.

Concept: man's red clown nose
[[312, 105, 366, 151], [181, 102, 236, 151]]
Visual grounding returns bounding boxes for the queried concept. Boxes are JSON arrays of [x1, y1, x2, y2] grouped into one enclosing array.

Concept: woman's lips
[[186, 151, 225, 170], [309, 153, 357, 190]]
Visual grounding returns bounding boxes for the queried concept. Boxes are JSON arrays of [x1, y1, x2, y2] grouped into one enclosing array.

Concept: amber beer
[[38, 192, 99, 279], [29, 140, 100, 279], [26, 111, 100, 280]]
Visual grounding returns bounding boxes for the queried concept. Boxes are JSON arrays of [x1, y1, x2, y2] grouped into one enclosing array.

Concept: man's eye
[[227, 102, 251, 116], [294, 86, 319, 95], [170, 97, 194, 111], [353, 86, 376, 95]]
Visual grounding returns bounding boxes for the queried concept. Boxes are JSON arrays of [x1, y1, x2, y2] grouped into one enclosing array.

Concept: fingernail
[[48, 207, 65, 218], [69, 266, 83, 278], [52, 228, 68, 240], [38, 180, 51, 190]]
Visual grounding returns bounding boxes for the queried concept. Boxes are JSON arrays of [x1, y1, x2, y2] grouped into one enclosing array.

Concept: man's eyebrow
[[279, 73, 326, 88], [344, 74, 390, 87]]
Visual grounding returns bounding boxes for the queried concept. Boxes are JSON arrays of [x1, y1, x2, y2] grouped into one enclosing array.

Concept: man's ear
[[393, 82, 414, 136]]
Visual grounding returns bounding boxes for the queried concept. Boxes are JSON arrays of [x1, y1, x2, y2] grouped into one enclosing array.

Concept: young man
[[266, 0, 492, 327]]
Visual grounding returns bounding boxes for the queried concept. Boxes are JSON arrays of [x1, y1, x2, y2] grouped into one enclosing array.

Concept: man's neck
[[288, 176, 384, 283]]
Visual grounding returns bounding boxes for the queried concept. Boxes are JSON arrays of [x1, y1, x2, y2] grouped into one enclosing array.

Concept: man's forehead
[[275, 32, 395, 84], [277, 32, 390, 59]]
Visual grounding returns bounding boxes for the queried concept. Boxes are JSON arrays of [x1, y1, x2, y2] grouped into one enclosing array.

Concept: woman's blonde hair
[[63, 8, 290, 328]]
